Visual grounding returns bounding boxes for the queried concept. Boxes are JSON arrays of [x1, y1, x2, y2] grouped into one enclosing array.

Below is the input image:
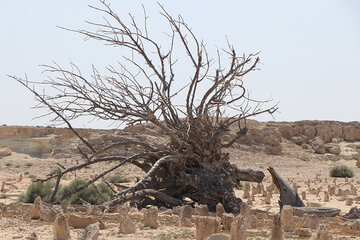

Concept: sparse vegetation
[[330, 165, 354, 178], [107, 173, 130, 184], [5, 162, 12, 167], [156, 232, 174, 240], [57, 178, 114, 205], [50, 168, 61, 176], [19, 178, 114, 204], [25, 162, 33, 167], [18, 181, 55, 203], [302, 144, 309, 149]]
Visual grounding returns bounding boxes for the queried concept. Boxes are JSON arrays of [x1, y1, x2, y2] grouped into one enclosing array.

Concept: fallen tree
[[9, 0, 277, 213]]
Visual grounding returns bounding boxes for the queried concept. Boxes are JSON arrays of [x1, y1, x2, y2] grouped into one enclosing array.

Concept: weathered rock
[[53, 212, 70, 240], [280, 205, 294, 232], [291, 136, 307, 145], [197, 204, 209, 216], [67, 214, 105, 229], [345, 198, 353, 206], [28, 196, 41, 219], [79, 222, 100, 240], [301, 191, 306, 200], [324, 143, 341, 155], [350, 219, 360, 230], [356, 160, 360, 168], [216, 203, 225, 219], [179, 205, 193, 227], [26, 232, 38, 240], [118, 215, 135, 234], [295, 228, 311, 237], [222, 213, 234, 231], [270, 214, 282, 240], [302, 214, 319, 229], [315, 224, 333, 240], [143, 206, 158, 228], [230, 215, 247, 240], [243, 189, 250, 199], [0, 147, 11, 157], [311, 137, 325, 154], [205, 233, 230, 240], [324, 191, 329, 202], [196, 216, 218, 240]]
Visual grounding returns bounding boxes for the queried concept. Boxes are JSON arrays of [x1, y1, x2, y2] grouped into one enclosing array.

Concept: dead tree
[[9, 1, 277, 213]]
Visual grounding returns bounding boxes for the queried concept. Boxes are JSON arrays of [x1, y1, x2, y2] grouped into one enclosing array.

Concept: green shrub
[[106, 173, 130, 184], [330, 165, 354, 178], [57, 178, 114, 205], [18, 181, 55, 203], [19, 178, 114, 204]]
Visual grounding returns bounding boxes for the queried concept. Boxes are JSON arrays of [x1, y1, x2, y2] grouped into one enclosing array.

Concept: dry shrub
[[330, 165, 354, 178]]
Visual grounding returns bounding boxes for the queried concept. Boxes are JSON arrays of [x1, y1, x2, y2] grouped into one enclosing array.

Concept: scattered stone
[[28, 196, 42, 219], [230, 215, 247, 240], [0, 147, 12, 157], [244, 182, 250, 191], [26, 232, 38, 240], [324, 143, 341, 155], [67, 214, 105, 229], [264, 197, 271, 204], [301, 191, 306, 200], [143, 206, 158, 228], [280, 205, 294, 232], [222, 213, 235, 230], [197, 204, 209, 216], [205, 233, 230, 240], [346, 198, 353, 206], [53, 212, 70, 240], [291, 136, 307, 145], [239, 203, 250, 217], [243, 189, 250, 199], [216, 203, 225, 219], [270, 214, 282, 240], [79, 222, 100, 240], [350, 219, 360, 230], [118, 215, 135, 234], [302, 214, 319, 229], [324, 191, 329, 202], [248, 214, 257, 229], [315, 224, 333, 240], [179, 205, 193, 227], [196, 216, 218, 240], [311, 137, 325, 154], [295, 228, 311, 237]]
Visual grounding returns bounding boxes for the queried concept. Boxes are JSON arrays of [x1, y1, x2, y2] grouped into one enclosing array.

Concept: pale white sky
[[1, 0, 360, 128]]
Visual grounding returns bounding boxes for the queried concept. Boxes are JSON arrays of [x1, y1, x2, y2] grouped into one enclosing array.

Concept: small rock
[[0, 147, 11, 157], [53, 212, 70, 240], [270, 213, 283, 240], [295, 228, 311, 237], [143, 206, 158, 228], [118, 215, 135, 234], [281, 205, 294, 232], [79, 222, 100, 240], [230, 215, 247, 240], [315, 224, 333, 240], [205, 233, 230, 240], [196, 216, 218, 240]]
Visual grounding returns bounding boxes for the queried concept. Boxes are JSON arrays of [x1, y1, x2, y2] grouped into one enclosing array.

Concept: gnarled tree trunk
[[10, 0, 276, 213]]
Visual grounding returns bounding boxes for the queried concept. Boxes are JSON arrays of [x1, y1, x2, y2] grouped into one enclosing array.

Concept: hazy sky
[[1, 0, 360, 128]]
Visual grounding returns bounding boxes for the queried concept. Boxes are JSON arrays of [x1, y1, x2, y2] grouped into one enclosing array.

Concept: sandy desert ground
[[0, 121, 360, 239]]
